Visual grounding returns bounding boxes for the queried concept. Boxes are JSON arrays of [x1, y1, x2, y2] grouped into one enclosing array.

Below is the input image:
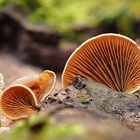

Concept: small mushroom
[[62, 33, 140, 94], [0, 73, 4, 91], [0, 84, 38, 120], [13, 70, 56, 101], [0, 70, 56, 120]]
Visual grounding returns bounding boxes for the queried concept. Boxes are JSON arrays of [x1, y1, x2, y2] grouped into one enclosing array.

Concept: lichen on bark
[[43, 76, 140, 130]]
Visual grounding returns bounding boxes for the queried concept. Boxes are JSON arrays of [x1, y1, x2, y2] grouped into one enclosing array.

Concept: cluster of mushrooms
[[0, 33, 140, 121]]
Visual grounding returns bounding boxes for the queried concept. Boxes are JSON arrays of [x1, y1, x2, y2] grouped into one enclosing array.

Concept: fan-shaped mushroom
[[13, 70, 56, 101], [0, 84, 38, 120], [62, 33, 140, 94], [0, 70, 56, 120]]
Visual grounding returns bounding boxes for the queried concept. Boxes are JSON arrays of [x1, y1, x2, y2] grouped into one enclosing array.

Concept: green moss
[[0, 113, 85, 140], [0, 0, 140, 34]]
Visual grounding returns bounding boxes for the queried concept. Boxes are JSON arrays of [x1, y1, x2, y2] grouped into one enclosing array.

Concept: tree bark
[[42, 76, 140, 130]]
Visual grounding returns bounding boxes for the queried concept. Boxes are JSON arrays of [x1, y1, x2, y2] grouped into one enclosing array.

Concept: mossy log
[[42, 76, 140, 130]]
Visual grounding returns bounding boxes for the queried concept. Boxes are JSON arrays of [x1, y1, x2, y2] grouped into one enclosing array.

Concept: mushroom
[[13, 70, 56, 101], [0, 84, 38, 120], [0, 70, 56, 120], [0, 73, 4, 91], [62, 33, 140, 94]]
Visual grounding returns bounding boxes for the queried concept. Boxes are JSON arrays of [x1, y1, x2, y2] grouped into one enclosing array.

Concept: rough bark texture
[[42, 76, 140, 130]]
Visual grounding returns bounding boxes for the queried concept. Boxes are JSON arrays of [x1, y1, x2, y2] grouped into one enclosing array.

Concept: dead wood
[[42, 76, 140, 130]]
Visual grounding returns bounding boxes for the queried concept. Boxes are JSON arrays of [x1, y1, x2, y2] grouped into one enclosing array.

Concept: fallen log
[[42, 76, 140, 130], [1, 105, 140, 140], [1, 76, 140, 140], [17, 34, 75, 71], [0, 7, 77, 71], [0, 6, 61, 50]]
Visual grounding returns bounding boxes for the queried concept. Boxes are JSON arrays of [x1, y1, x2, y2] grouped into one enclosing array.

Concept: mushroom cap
[[0, 84, 38, 120], [13, 70, 56, 101], [62, 33, 140, 93]]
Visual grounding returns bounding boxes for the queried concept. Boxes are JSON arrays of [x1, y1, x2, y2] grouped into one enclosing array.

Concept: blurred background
[[0, 0, 140, 85]]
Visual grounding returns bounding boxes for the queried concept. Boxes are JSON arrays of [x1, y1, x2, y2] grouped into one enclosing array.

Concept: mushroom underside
[[62, 34, 140, 93]]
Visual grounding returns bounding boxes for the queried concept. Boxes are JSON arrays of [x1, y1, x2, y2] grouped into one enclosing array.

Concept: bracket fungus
[[0, 70, 56, 120], [62, 33, 140, 94]]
